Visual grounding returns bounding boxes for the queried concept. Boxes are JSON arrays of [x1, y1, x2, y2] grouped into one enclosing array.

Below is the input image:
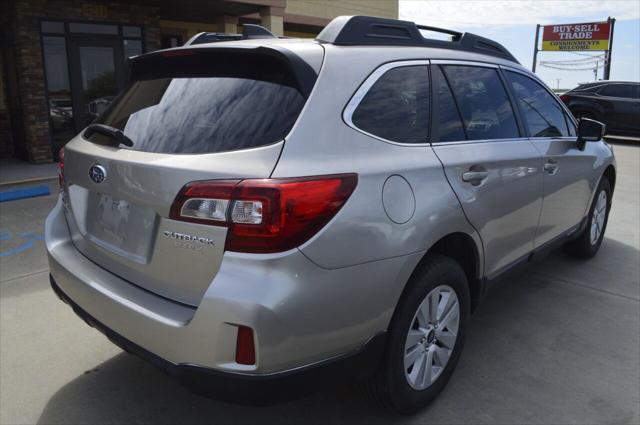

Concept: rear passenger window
[[442, 65, 519, 141], [433, 66, 465, 142], [505, 71, 569, 137], [351, 65, 429, 143]]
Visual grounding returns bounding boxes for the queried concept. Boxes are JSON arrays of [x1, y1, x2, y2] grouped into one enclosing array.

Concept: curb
[[0, 175, 58, 188]]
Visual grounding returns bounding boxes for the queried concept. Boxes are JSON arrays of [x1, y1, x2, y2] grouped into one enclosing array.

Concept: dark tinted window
[[433, 66, 465, 142], [90, 54, 307, 154], [351, 65, 429, 143], [572, 83, 605, 93], [506, 71, 569, 137], [600, 83, 640, 99], [442, 66, 519, 140]]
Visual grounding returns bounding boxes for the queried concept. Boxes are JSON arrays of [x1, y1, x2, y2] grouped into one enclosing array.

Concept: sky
[[399, 0, 640, 89]]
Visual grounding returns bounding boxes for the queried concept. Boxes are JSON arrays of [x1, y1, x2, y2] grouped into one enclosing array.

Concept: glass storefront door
[[68, 38, 125, 133], [41, 21, 144, 159], [42, 35, 74, 158]]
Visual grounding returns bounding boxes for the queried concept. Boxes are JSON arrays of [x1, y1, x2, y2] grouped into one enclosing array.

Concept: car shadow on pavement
[[36, 239, 639, 425], [36, 352, 402, 425]]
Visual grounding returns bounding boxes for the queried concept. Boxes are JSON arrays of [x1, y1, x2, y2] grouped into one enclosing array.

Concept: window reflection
[[351, 66, 429, 143], [79, 46, 117, 125], [43, 36, 74, 155], [443, 66, 520, 141], [506, 72, 569, 138], [93, 77, 305, 154]]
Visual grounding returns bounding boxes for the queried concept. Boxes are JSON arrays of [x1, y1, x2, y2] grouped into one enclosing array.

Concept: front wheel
[[365, 254, 470, 413], [564, 177, 612, 258]]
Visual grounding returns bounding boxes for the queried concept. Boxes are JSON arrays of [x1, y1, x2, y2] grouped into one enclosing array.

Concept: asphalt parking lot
[[1, 142, 638, 425]]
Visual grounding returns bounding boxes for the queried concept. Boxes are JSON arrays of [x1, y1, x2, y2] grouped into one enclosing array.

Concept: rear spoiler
[[127, 45, 318, 98]]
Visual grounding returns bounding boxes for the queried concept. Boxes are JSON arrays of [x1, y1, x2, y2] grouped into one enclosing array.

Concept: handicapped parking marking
[[0, 230, 45, 257]]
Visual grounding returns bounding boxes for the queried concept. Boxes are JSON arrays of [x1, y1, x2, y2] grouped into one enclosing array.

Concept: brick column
[[260, 6, 284, 36], [14, 1, 51, 163]]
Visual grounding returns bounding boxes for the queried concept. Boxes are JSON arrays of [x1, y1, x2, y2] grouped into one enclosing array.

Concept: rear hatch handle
[[84, 124, 134, 147]]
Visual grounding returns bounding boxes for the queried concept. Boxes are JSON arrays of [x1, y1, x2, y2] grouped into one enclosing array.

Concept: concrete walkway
[[0, 159, 58, 186]]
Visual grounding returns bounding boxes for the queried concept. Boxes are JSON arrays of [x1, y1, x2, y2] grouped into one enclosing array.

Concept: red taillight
[[560, 94, 570, 104], [235, 326, 256, 365], [170, 174, 358, 253], [58, 147, 65, 191]]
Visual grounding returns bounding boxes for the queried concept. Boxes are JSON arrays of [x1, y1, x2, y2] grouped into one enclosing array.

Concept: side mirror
[[577, 118, 605, 149]]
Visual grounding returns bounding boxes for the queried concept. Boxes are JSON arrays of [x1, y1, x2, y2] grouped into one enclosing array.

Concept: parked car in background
[[46, 16, 617, 413], [561, 81, 640, 137]]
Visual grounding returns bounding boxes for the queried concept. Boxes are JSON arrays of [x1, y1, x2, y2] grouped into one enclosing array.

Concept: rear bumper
[[50, 274, 386, 403], [46, 196, 419, 376]]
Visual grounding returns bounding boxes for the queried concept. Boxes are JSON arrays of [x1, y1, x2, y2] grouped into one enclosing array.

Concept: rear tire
[[564, 177, 611, 259], [365, 254, 470, 413]]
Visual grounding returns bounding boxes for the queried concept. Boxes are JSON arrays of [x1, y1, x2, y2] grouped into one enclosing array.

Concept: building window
[[41, 21, 65, 34], [68, 22, 118, 35], [123, 26, 142, 38], [42, 36, 74, 154], [124, 39, 143, 58], [161, 34, 183, 49], [40, 20, 145, 157]]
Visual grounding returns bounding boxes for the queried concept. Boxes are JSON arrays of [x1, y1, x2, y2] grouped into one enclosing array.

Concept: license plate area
[[85, 192, 157, 263]]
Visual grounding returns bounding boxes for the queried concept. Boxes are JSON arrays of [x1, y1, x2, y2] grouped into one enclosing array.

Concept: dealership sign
[[542, 21, 611, 51]]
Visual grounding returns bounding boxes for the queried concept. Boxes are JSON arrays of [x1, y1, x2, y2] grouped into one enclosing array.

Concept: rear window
[[88, 51, 309, 154]]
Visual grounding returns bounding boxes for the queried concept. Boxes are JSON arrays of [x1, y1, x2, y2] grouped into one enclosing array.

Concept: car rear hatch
[[60, 45, 321, 306]]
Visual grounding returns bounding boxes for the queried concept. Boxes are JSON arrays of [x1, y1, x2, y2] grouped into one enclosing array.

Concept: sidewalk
[[0, 159, 58, 186]]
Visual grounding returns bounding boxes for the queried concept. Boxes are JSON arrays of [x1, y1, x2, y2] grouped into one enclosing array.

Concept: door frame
[[39, 19, 145, 159], [67, 36, 126, 131]]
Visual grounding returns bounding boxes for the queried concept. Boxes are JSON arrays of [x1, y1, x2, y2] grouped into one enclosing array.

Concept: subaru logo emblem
[[89, 164, 107, 184]]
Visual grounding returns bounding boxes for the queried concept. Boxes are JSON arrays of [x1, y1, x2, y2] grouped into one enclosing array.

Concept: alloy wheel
[[404, 285, 460, 390], [590, 190, 607, 246]]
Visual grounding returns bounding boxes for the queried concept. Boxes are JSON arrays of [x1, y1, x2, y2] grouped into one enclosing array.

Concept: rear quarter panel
[[272, 45, 482, 273]]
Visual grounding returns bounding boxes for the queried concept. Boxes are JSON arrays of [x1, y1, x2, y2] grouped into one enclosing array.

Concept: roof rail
[[185, 24, 278, 46], [316, 16, 519, 64]]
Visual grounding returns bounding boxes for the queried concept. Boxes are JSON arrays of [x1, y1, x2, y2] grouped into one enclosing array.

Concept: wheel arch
[[392, 232, 483, 324], [427, 233, 482, 312], [603, 164, 616, 195]]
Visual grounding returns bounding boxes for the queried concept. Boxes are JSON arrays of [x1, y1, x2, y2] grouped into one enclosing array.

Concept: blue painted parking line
[[0, 185, 51, 202], [0, 230, 45, 257]]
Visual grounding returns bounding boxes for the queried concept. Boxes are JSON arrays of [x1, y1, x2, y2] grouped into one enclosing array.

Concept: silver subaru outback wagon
[[46, 16, 616, 412]]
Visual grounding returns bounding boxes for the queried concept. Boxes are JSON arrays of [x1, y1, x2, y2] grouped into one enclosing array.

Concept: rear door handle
[[462, 171, 488, 183]]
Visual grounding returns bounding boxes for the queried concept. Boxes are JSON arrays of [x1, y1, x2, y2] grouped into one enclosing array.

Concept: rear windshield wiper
[[84, 124, 134, 147]]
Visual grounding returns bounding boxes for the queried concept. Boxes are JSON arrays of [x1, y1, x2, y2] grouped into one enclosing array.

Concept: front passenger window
[[505, 71, 569, 138]]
